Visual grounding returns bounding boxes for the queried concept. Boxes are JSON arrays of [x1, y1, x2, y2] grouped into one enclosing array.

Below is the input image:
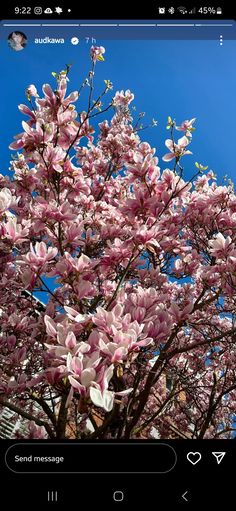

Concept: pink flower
[[64, 305, 91, 323], [5, 217, 29, 244], [44, 315, 57, 338], [90, 365, 132, 412], [209, 233, 233, 258], [0, 188, 12, 213], [65, 252, 91, 273], [42, 145, 66, 172], [9, 120, 54, 151], [89, 364, 114, 411], [44, 365, 67, 385], [72, 279, 94, 300], [113, 90, 134, 109], [18, 104, 36, 126], [169, 301, 193, 323], [56, 78, 78, 105], [90, 45, 105, 62], [20, 242, 58, 268], [176, 118, 196, 137], [145, 309, 173, 341], [98, 337, 129, 363], [78, 111, 95, 142], [66, 350, 101, 396], [134, 225, 161, 251], [95, 305, 153, 363], [45, 330, 90, 358], [92, 304, 124, 333], [21, 268, 38, 289], [162, 135, 192, 162], [26, 84, 39, 98], [127, 153, 160, 179]]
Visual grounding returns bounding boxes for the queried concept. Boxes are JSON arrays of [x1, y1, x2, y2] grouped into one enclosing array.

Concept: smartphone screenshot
[[0, 2, 235, 506]]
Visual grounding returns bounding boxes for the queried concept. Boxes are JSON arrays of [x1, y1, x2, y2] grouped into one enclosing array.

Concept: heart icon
[[186, 452, 202, 465]]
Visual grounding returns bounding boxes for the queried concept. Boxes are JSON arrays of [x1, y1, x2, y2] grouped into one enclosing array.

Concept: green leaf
[[195, 162, 208, 171]]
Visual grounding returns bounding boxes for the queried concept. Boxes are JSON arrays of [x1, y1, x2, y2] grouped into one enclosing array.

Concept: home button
[[113, 491, 124, 502]]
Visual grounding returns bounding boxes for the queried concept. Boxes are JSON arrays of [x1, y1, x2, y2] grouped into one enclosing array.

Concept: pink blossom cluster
[[1, 46, 236, 440]]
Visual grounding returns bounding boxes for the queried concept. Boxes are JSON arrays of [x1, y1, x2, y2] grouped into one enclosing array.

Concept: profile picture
[[8, 31, 27, 51]]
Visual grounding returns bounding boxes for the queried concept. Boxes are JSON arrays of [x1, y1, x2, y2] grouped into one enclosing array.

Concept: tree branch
[[0, 397, 55, 438]]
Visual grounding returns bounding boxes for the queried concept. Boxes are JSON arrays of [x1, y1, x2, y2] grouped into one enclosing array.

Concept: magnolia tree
[[1, 46, 236, 440]]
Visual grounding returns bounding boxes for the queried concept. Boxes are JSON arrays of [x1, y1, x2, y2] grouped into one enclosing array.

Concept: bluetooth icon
[[55, 6, 63, 14], [168, 7, 175, 14]]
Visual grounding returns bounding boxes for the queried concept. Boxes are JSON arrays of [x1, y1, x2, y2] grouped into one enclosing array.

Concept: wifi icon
[[178, 6, 188, 14]]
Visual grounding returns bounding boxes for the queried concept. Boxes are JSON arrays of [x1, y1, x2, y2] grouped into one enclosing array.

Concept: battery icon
[[216, 7, 222, 14]]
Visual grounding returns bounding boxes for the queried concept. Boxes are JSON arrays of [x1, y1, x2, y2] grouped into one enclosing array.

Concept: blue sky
[[1, 37, 236, 185]]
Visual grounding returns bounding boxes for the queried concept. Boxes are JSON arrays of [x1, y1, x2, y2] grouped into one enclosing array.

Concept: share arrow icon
[[212, 452, 226, 464]]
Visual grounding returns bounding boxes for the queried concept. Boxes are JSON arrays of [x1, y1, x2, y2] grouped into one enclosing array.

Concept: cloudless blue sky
[[1, 37, 236, 184]]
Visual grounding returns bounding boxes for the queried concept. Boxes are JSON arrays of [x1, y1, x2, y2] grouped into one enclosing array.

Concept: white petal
[[103, 390, 114, 412], [104, 364, 114, 389], [44, 315, 57, 337], [115, 388, 133, 396], [80, 368, 96, 387], [90, 386, 104, 408], [68, 375, 84, 392]]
